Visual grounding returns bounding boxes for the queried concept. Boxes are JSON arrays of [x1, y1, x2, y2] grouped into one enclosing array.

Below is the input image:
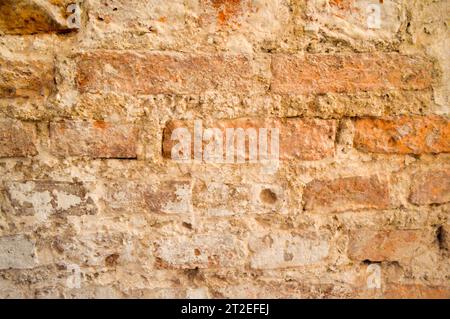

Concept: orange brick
[[271, 53, 433, 94], [0, 56, 54, 98], [50, 121, 139, 159], [348, 229, 428, 262], [409, 169, 450, 205], [0, 119, 37, 158], [383, 284, 450, 299], [303, 176, 390, 213], [76, 51, 264, 95], [354, 116, 450, 154], [162, 118, 336, 161]]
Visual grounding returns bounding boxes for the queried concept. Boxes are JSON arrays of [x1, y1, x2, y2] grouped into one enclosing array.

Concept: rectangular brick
[[0, 235, 37, 270], [103, 180, 192, 214], [303, 175, 390, 213], [354, 116, 450, 154], [50, 121, 139, 159], [0, 56, 54, 98], [193, 181, 286, 215], [249, 234, 329, 269], [5, 181, 97, 216], [348, 229, 428, 262], [271, 53, 433, 94], [155, 234, 245, 269], [0, 119, 37, 158], [163, 118, 336, 161], [409, 169, 450, 205], [76, 51, 265, 95]]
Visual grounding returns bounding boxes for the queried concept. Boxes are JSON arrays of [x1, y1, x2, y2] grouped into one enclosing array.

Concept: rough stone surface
[[303, 176, 390, 213], [409, 169, 450, 205], [0, 0, 448, 299], [0, 235, 37, 270], [0, 119, 37, 157]]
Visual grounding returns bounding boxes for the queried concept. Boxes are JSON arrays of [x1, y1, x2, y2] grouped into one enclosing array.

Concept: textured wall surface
[[0, 0, 449, 299]]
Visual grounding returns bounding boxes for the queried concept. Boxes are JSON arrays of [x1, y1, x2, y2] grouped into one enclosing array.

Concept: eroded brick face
[[0, 119, 37, 157], [354, 116, 450, 154], [303, 176, 390, 213], [271, 54, 433, 94], [0, 56, 54, 98], [76, 51, 267, 95], [409, 169, 450, 205], [348, 230, 429, 262], [50, 121, 139, 159], [0, 0, 448, 300], [163, 118, 337, 161]]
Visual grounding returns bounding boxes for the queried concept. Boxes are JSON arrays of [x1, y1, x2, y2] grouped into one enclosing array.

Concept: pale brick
[[5, 181, 97, 216], [0, 235, 37, 270], [0, 119, 37, 157], [155, 234, 245, 269], [193, 181, 286, 215], [104, 180, 192, 214], [249, 234, 329, 269], [303, 176, 390, 213], [271, 53, 433, 94], [50, 121, 139, 159], [409, 169, 450, 205], [354, 116, 450, 154]]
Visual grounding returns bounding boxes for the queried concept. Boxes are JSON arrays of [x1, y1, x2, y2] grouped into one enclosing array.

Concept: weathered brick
[[0, 0, 75, 35], [271, 54, 433, 94], [0, 119, 37, 158], [163, 118, 337, 161], [0, 235, 37, 270], [249, 234, 329, 269], [303, 176, 390, 213], [5, 181, 97, 216], [305, 0, 402, 45], [383, 284, 450, 299], [50, 121, 139, 158], [0, 56, 54, 98], [155, 234, 245, 269], [409, 169, 450, 205], [193, 181, 286, 215], [104, 180, 192, 214], [76, 51, 265, 95], [354, 116, 450, 154], [348, 229, 428, 262]]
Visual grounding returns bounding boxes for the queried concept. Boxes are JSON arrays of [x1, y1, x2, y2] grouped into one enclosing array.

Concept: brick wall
[[0, 0, 448, 299]]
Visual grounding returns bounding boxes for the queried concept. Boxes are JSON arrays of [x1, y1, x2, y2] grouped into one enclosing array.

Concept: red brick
[[0, 56, 54, 98], [383, 284, 450, 299], [76, 51, 264, 95], [162, 118, 336, 161], [0, 119, 37, 158], [348, 229, 428, 262], [271, 54, 433, 94], [50, 121, 138, 159], [303, 176, 390, 213], [354, 116, 450, 154], [409, 169, 450, 205]]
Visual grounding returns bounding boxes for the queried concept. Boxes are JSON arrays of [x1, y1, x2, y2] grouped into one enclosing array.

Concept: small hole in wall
[[260, 188, 277, 204], [194, 249, 201, 256]]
